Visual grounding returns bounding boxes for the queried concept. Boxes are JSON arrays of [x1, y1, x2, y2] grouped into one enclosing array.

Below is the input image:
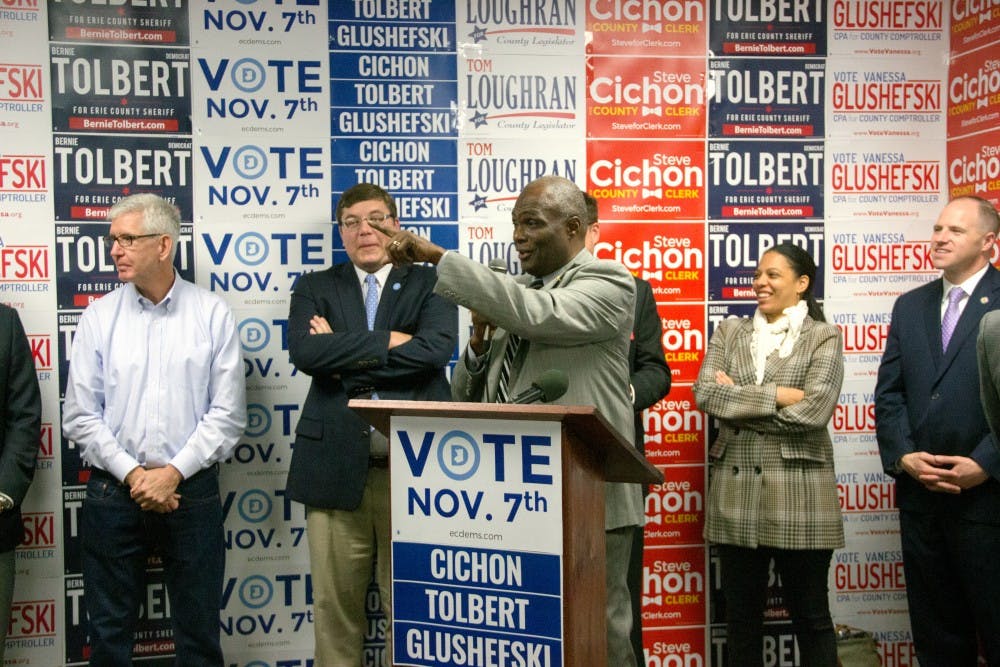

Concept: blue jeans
[[81, 466, 225, 667]]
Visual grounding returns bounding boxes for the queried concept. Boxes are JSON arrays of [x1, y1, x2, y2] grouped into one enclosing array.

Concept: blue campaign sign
[[332, 164, 458, 194], [52, 134, 193, 221], [709, 2, 826, 56], [709, 58, 826, 138], [393, 542, 563, 666], [328, 2, 456, 22], [331, 108, 458, 138], [393, 543, 561, 596], [394, 619, 563, 667], [707, 140, 824, 220], [330, 52, 458, 81], [332, 138, 458, 167], [390, 415, 565, 666], [48, 2, 189, 46], [330, 78, 458, 109], [706, 220, 826, 302], [329, 20, 455, 53], [331, 183, 458, 225], [50, 43, 192, 134]]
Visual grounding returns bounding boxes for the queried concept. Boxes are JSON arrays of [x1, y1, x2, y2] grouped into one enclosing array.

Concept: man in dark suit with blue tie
[[875, 196, 1000, 666], [285, 183, 457, 666]]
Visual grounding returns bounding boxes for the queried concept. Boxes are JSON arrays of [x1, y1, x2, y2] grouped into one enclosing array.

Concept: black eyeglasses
[[103, 233, 162, 248], [340, 213, 392, 231]]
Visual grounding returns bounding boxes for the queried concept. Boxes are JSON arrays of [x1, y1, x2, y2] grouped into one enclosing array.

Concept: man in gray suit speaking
[[370, 175, 642, 667]]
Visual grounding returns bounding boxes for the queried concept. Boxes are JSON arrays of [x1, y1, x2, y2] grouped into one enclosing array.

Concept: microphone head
[[535, 369, 569, 403], [488, 258, 509, 274]]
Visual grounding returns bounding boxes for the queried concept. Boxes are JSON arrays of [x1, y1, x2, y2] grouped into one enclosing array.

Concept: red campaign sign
[[645, 464, 705, 547], [655, 302, 705, 384], [641, 545, 706, 628], [951, 1, 1000, 55], [587, 139, 706, 222], [642, 385, 706, 467], [947, 127, 1000, 206], [586, 1, 707, 56], [641, 625, 707, 666], [0, 154, 46, 192], [947, 48, 1000, 139], [590, 221, 705, 303], [39, 423, 53, 460], [586, 56, 706, 139]]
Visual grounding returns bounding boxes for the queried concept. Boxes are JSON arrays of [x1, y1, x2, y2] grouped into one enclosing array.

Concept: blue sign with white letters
[[390, 416, 564, 667]]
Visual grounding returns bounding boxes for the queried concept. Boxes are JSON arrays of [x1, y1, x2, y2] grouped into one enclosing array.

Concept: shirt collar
[[353, 262, 393, 288], [129, 270, 181, 310], [943, 263, 989, 301]]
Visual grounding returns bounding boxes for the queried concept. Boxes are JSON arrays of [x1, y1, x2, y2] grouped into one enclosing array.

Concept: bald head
[[511, 176, 590, 277]]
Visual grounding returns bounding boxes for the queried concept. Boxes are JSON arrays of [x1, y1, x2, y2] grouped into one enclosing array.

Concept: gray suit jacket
[[978, 310, 1000, 450], [693, 315, 845, 550], [436, 250, 642, 530]]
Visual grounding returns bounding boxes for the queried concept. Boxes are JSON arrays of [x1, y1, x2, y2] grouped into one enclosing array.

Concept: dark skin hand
[[367, 220, 445, 266], [367, 219, 497, 353]]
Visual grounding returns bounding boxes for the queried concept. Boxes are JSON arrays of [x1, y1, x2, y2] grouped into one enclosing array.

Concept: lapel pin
[[393, 282, 401, 291], [982, 296, 989, 304]]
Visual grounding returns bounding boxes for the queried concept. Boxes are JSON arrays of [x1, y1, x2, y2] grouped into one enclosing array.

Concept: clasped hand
[[900, 452, 988, 494], [125, 465, 182, 513]]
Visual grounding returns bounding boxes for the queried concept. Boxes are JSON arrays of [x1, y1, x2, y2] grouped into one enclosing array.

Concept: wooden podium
[[351, 399, 663, 667]]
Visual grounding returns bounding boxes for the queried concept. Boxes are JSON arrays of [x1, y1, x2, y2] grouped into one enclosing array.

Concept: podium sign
[[390, 414, 565, 667]]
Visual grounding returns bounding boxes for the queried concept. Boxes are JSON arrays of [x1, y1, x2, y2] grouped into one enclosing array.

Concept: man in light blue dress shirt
[[63, 193, 247, 666]]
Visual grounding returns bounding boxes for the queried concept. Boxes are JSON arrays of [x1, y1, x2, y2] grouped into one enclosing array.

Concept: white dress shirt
[[62, 275, 247, 481]]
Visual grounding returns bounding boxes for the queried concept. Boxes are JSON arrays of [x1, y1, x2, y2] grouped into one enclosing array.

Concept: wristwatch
[[0, 495, 13, 512]]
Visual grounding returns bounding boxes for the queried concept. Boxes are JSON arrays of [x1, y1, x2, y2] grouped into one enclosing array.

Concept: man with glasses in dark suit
[[285, 182, 457, 666]]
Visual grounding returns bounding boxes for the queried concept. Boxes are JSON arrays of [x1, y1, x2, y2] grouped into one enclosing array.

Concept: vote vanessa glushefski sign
[[390, 415, 564, 667]]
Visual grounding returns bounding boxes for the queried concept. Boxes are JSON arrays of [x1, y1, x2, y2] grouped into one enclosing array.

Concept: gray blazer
[[436, 249, 643, 530], [693, 315, 845, 550], [978, 310, 1000, 449]]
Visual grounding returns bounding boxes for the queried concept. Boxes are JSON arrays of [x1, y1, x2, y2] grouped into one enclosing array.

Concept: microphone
[[511, 369, 569, 404], [488, 258, 508, 274]]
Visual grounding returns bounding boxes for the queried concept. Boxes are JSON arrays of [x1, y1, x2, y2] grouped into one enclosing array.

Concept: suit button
[[732, 466, 739, 475], [930, 392, 940, 400], [754, 466, 762, 475], [733, 428, 741, 435]]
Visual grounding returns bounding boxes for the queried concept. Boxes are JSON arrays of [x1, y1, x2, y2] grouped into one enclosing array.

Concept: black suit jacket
[[629, 277, 671, 451], [0, 305, 41, 552], [285, 263, 457, 510], [875, 265, 1000, 520]]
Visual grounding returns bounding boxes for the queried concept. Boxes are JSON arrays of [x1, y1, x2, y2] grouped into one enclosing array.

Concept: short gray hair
[[107, 193, 180, 260]]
